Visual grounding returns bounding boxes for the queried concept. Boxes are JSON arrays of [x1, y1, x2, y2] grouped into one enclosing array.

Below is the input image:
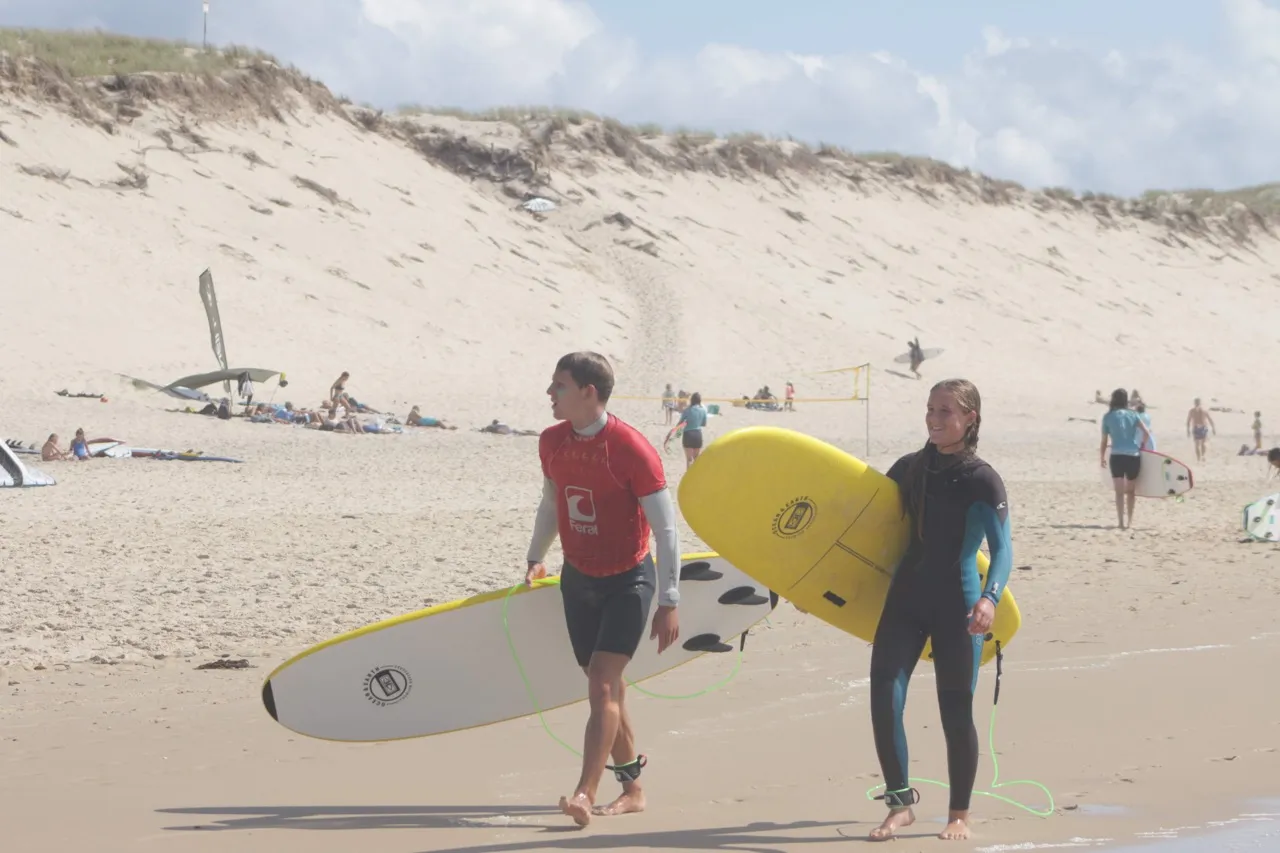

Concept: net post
[[864, 363, 871, 458]]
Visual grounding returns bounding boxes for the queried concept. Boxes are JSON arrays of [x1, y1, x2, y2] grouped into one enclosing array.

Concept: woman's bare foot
[[939, 811, 971, 840], [868, 807, 915, 841], [592, 785, 646, 816], [558, 792, 592, 827]]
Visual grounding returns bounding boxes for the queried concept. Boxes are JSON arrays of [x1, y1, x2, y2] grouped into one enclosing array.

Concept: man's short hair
[[555, 351, 615, 404]]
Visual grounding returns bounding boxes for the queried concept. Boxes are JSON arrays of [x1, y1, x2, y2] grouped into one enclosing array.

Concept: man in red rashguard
[[524, 351, 682, 828]]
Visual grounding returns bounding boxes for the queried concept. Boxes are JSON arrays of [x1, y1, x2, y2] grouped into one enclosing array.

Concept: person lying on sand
[[406, 406, 457, 430], [247, 403, 292, 424], [479, 419, 539, 437], [41, 433, 73, 462]]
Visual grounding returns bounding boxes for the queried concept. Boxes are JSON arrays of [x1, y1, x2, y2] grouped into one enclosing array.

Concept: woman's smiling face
[[926, 386, 976, 451]]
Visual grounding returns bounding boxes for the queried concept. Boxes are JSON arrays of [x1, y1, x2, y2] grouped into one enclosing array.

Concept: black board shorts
[[1109, 453, 1141, 481], [560, 554, 656, 668], [682, 428, 704, 449]]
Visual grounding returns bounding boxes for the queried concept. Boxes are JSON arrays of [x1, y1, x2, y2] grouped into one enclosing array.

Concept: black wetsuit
[[870, 448, 1013, 812]]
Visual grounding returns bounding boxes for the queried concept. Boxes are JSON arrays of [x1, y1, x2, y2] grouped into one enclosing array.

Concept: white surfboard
[[1243, 493, 1280, 541], [262, 553, 777, 742], [1099, 450, 1194, 498]]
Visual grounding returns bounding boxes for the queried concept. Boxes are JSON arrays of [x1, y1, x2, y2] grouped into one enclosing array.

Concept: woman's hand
[[967, 597, 996, 635]]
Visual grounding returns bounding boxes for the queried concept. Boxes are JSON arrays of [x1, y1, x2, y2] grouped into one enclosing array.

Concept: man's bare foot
[[939, 816, 970, 840], [868, 807, 914, 841], [558, 792, 592, 827], [592, 787, 646, 816]]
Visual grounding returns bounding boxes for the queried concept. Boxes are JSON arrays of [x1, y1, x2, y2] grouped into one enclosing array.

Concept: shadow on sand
[[156, 805, 887, 851]]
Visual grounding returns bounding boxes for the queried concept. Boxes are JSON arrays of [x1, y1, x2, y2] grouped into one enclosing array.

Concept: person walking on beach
[[867, 378, 1013, 842], [666, 391, 710, 470], [523, 351, 681, 828], [1186, 398, 1215, 462], [907, 337, 924, 379], [1101, 388, 1152, 530]]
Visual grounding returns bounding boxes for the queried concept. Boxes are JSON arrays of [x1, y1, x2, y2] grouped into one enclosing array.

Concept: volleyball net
[[614, 362, 872, 456]]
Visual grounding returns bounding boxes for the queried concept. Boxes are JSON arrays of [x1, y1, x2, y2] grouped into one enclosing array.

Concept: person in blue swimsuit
[[867, 378, 1013, 842], [1100, 388, 1152, 530]]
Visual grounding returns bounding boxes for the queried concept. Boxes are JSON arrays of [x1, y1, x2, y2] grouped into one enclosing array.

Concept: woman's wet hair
[[1268, 447, 1280, 465], [1109, 388, 1128, 410], [899, 378, 983, 541], [690, 392, 702, 406]]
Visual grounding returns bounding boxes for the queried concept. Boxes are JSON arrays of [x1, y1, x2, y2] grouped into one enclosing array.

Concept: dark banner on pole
[[198, 268, 228, 371]]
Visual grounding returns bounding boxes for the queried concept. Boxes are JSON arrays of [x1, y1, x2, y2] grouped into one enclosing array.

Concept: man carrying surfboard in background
[[907, 337, 924, 378], [524, 350, 682, 828]]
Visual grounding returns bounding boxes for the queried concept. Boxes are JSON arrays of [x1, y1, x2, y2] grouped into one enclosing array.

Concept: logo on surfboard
[[364, 665, 412, 707], [772, 496, 816, 538]]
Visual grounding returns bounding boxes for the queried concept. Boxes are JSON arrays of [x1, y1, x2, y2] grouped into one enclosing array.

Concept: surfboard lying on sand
[[893, 346, 944, 364], [262, 553, 776, 742], [1243, 493, 1280, 541], [1099, 449, 1194, 498], [677, 426, 1020, 666]]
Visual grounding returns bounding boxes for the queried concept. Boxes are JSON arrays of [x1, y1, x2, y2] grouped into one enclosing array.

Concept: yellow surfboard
[[677, 426, 1021, 665]]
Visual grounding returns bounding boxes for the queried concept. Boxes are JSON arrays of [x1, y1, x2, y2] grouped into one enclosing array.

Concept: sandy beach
[[3, 39, 1280, 852]]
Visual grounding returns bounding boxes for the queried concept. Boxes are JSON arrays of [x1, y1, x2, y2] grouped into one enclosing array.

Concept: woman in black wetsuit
[[867, 378, 1013, 842]]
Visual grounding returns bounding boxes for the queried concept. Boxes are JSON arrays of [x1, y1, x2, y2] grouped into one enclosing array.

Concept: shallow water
[[974, 799, 1279, 853]]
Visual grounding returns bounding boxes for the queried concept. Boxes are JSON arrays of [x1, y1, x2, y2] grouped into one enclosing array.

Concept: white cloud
[[3, 0, 1280, 194]]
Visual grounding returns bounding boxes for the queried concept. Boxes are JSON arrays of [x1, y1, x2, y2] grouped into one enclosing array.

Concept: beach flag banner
[[198, 267, 231, 398]]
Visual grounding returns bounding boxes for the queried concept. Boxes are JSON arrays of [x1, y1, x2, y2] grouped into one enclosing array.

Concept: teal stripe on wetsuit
[[870, 449, 1013, 812]]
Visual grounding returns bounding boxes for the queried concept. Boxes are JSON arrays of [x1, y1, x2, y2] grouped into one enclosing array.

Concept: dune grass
[[1141, 183, 1280, 217], [3, 26, 1278, 222], [0, 27, 273, 77]]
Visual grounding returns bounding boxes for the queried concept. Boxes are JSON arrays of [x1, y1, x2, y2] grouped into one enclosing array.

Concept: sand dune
[[2, 44, 1279, 852]]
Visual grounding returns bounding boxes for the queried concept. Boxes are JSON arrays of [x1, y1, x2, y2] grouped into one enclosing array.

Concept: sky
[[2, 0, 1279, 195]]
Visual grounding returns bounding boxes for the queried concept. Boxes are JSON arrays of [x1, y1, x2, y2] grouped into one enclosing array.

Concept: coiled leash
[[866, 641, 1056, 817]]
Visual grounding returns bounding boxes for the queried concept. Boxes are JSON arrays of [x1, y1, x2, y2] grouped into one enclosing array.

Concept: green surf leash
[[863, 643, 1056, 817], [500, 579, 751, 758], [503, 583, 1053, 817]]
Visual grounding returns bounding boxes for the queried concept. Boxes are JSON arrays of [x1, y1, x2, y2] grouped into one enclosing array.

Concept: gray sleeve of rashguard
[[526, 477, 559, 564], [638, 488, 681, 607]]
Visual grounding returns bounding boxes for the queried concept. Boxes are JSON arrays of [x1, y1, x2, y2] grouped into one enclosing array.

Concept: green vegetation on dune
[[0, 27, 274, 77], [2, 26, 1278, 219], [1141, 183, 1280, 217]]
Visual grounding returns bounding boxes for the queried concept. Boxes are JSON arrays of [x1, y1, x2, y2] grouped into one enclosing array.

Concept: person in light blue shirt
[[668, 392, 710, 469], [1099, 388, 1152, 529]]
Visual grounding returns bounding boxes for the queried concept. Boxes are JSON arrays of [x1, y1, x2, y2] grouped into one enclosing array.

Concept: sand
[[2, 56, 1279, 852]]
